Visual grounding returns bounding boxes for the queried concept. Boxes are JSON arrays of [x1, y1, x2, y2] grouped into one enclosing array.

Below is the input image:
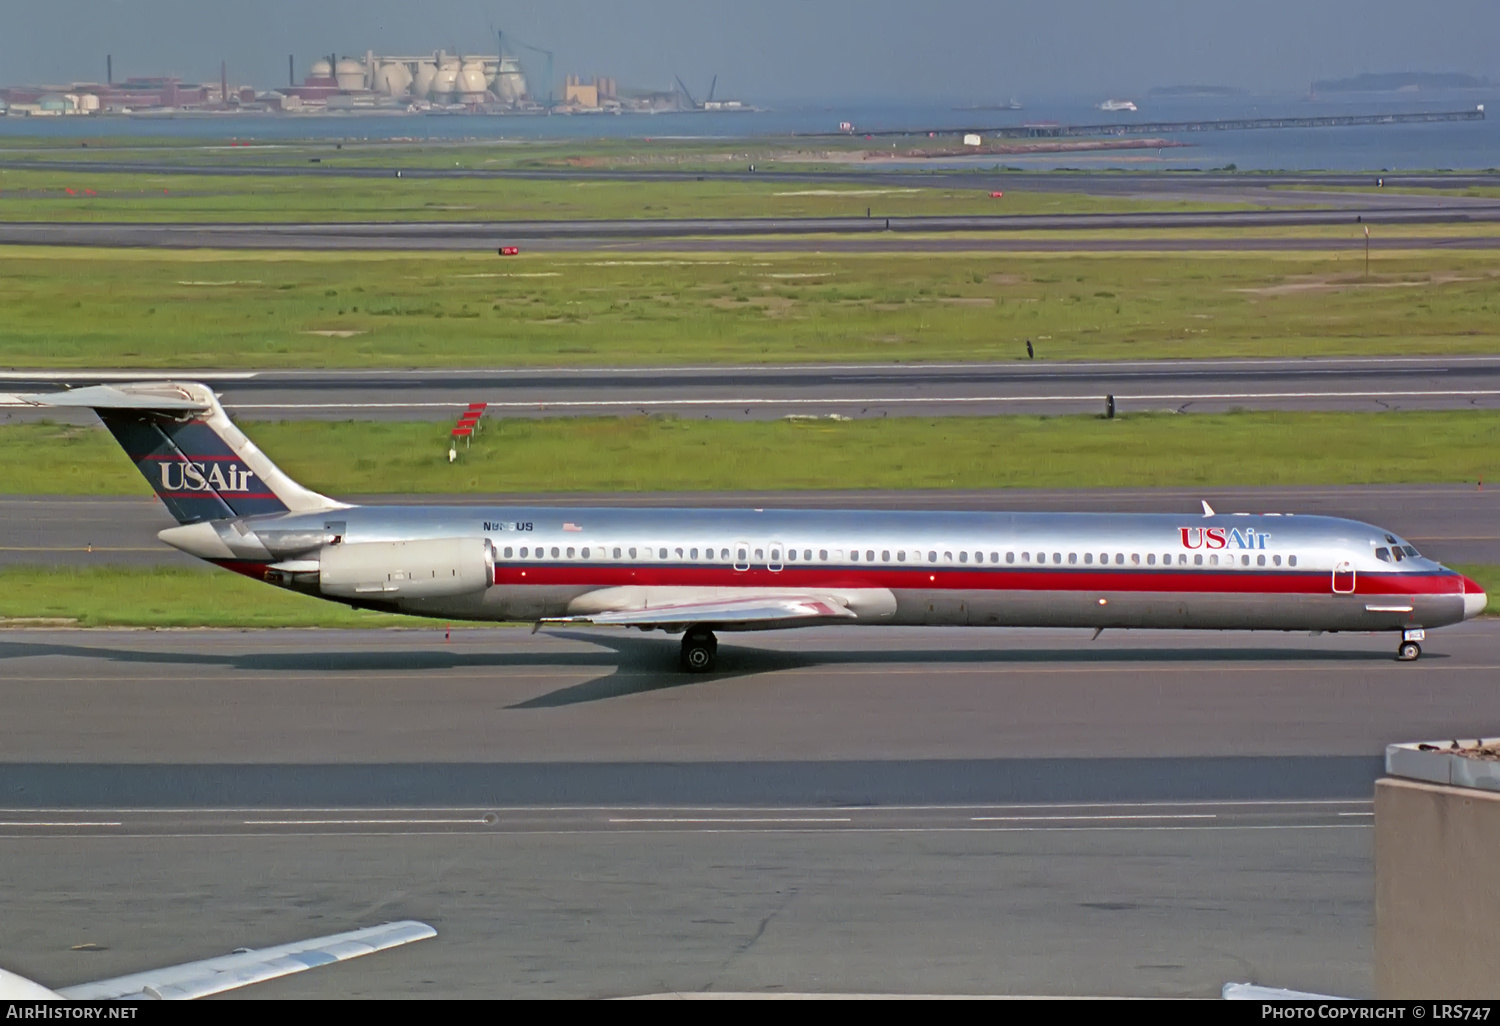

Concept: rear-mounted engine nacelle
[[318, 538, 495, 600]]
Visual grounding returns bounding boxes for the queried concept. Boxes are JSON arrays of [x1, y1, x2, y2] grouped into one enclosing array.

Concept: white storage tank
[[373, 60, 413, 97], [310, 58, 333, 80], [458, 60, 488, 98], [492, 56, 527, 103], [413, 59, 438, 98], [334, 58, 366, 91], [431, 59, 461, 100]]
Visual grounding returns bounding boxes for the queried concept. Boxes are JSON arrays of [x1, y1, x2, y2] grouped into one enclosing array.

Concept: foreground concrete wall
[[1375, 776, 1500, 998]]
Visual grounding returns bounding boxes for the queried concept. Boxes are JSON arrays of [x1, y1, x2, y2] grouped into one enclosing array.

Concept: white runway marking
[[0, 821, 122, 827], [243, 818, 492, 826], [608, 817, 854, 824], [971, 813, 1217, 822]]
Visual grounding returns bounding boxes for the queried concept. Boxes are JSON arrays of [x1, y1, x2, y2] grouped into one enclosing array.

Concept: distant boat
[[1097, 99, 1138, 112]]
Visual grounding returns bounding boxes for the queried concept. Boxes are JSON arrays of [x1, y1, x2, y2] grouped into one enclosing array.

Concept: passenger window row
[[497, 545, 1299, 568]]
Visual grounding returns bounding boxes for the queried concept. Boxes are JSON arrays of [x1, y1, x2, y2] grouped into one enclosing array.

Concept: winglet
[[1201, 500, 1216, 517]]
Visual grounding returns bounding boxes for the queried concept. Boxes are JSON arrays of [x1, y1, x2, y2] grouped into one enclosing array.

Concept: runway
[[9, 356, 1500, 422], [7, 619, 1498, 996], [4, 203, 1500, 252], [5, 483, 1498, 568]]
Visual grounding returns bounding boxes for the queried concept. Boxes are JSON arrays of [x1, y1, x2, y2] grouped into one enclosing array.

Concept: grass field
[[0, 167, 1242, 222], [2, 246, 1497, 368], [12, 409, 1500, 496], [0, 134, 1210, 174]]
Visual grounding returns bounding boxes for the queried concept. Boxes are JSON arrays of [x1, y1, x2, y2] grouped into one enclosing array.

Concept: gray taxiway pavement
[[9, 618, 1500, 997], [6, 484, 1498, 568], [8, 355, 1500, 422], [4, 203, 1499, 253]]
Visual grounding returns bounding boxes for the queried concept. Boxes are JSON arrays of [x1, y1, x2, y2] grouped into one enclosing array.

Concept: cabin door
[[1332, 562, 1356, 595]]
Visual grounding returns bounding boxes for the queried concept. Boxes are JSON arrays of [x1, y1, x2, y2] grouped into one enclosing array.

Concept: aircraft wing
[[53, 920, 436, 1000], [542, 594, 858, 630]]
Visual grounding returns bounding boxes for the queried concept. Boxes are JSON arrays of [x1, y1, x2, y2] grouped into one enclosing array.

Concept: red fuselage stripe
[[494, 563, 1463, 597]]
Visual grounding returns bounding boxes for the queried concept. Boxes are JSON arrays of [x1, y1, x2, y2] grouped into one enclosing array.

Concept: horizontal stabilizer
[[0, 381, 211, 412], [56, 920, 436, 1000], [543, 593, 859, 630]]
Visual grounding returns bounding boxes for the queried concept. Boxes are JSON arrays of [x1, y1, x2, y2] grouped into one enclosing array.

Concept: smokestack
[[221, 60, 228, 104], [106, 54, 112, 85], [289, 54, 295, 87]]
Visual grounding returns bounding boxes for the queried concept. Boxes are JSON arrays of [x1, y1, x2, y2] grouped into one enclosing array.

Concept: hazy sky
[[3, 1, 1497, 101]]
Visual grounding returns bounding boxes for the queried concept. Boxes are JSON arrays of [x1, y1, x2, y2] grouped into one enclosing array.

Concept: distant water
[[1, 91, 1495, 172]]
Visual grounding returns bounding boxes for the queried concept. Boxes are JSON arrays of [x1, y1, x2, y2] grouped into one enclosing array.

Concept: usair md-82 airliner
[[6, 381, 1484, 671]]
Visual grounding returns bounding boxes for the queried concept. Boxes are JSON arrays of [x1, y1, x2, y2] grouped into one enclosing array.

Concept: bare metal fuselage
[[168, 504, 1483, 634]]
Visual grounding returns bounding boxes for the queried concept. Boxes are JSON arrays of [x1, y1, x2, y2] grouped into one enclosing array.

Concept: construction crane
[[497, 29, 554, 106], [674, 74, 721, 110]]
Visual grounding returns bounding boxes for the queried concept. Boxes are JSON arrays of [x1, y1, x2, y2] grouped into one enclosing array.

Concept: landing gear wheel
[[680, 630, 718, 673], [1397, 640, 1422, 662]]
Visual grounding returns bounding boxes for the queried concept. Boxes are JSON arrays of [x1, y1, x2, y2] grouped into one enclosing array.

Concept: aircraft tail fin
[[0, 381, 344, 524]]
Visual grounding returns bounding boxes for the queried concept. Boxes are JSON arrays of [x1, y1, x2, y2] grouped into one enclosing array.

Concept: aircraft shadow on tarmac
[[0, 632, 1420, 709]]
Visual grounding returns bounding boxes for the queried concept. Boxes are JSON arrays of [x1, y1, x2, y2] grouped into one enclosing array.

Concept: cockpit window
[[1375, 547, 1391, 562], [1402, 545, 1419, 558]]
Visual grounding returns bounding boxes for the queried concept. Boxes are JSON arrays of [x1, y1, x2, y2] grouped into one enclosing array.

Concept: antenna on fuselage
[[1201, 500, 1216, 517]]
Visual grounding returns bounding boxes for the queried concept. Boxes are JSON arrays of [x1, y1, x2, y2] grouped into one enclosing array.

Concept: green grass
[[0, 133, 1216, 175], [0, 167, 1238, 222], [11, 410, 1500, 497], [0, 564, 435, 627], [3, 246, 1498, 368]]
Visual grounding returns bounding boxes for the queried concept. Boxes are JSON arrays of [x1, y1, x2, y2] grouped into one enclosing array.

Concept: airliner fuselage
[[6, 381, 1483, 674], [165, 503, 1483, 653]]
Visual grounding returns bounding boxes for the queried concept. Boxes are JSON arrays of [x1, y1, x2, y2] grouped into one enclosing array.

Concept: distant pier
[[834, 108, 1486, 140]]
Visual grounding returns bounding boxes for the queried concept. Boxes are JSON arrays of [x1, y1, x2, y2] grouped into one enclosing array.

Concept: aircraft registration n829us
[[8, 381, 1485, 671]]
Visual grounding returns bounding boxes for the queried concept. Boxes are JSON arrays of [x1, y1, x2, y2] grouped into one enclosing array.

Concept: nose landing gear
[[1396, 628, 1425, 662], [680, 628, 718, 673]]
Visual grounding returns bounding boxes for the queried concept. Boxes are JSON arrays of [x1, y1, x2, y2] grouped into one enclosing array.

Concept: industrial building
[[0, 46, 741, 117], [282, 51, 531, 109]]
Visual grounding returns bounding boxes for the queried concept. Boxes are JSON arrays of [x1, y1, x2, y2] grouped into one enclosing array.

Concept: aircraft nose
[[1461, 575, 1488, 620]]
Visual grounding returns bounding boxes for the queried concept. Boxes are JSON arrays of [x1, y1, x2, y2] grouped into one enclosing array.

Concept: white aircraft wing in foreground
[[542, 593, 861, 629], [0, 920, 435, 1000]]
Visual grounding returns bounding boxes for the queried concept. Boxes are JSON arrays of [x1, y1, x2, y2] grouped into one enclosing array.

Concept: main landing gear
[[680, 628, 718, 673]]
